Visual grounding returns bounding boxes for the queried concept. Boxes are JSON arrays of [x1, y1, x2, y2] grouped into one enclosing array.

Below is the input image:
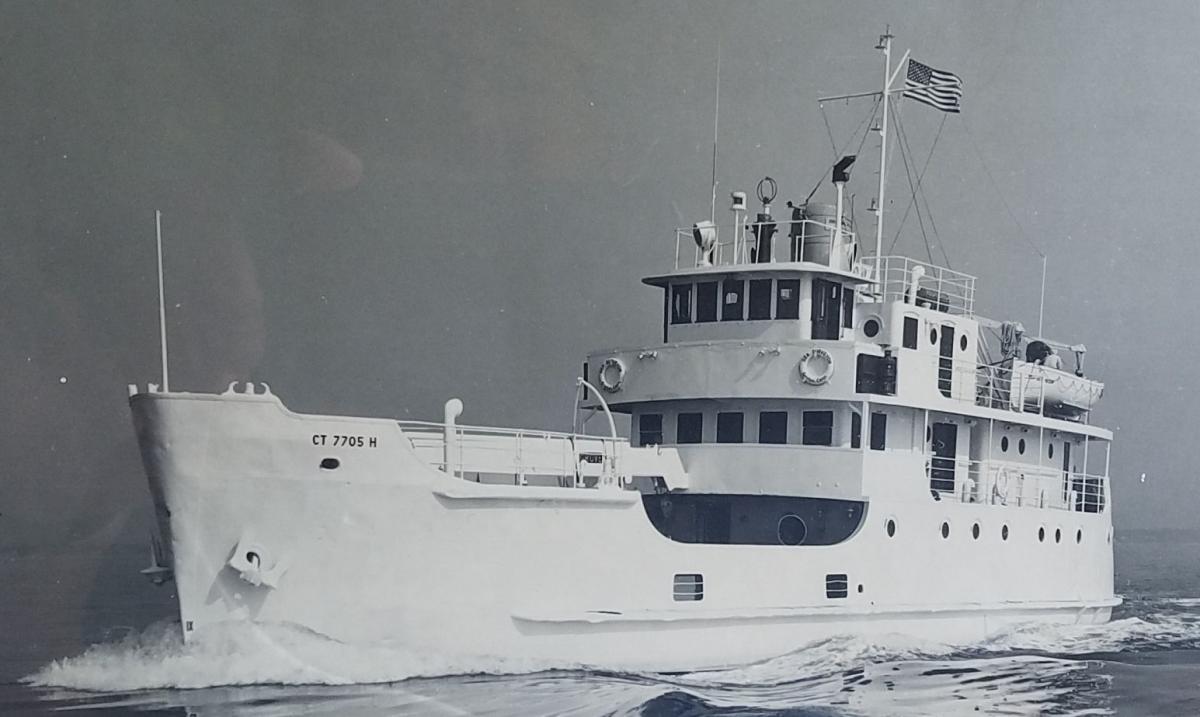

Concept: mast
[[155, 209, 170, 392], [874, 30, 893, 285]]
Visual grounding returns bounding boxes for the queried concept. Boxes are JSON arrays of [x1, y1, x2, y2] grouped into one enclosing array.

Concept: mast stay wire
[[805, 96, 881, 204], [961, 113, 1044, 259], [889, 100, 937, 265], [892, 102, 952, 269], [886, 110, 948, 254]]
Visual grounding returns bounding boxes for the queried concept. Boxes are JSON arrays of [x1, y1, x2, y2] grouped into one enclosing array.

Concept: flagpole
[[155, 209, 170, 393], [874, 29, 893, 288]]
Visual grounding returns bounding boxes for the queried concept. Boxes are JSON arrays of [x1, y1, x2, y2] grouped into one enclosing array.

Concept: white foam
[[25, 620, 564, 692]]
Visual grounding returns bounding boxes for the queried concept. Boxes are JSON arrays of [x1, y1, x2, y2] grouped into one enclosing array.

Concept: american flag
[[903, 59, 963, 113]]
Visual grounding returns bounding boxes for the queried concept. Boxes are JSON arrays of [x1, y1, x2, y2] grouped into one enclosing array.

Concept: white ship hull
[[131, 389, 1117, 673]]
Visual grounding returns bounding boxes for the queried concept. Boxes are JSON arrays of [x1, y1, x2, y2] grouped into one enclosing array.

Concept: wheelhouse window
[[759, 411, 788, 444], [851, 412, 862, 448], [869, 412, 887, 451], [671, 283, 693, 324], [677, 412, 703, 444], [716, 412, 744, 443], [776, 279, 800, 319], [748, 279, 772, 320], [802, 410, 834, 446], [721, 279, 745, 321], [639, 414, 663, 446], [695, 281, 718, 323], [902, 316, 918, 349]]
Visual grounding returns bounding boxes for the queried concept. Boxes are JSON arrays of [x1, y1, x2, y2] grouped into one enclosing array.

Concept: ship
[[128, 32, 1116, 672]]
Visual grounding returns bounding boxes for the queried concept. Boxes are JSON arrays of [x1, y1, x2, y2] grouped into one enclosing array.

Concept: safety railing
[[861, 256, 976, 317], [925, 455, 1107, 513], [398, 420, 624, 488], [934, 355, 1101, 423], [674, 219, 868, 275]]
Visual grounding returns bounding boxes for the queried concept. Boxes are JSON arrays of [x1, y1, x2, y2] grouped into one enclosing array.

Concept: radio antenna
[[709, 41, 721, 225], [155, 210, 170, 392]]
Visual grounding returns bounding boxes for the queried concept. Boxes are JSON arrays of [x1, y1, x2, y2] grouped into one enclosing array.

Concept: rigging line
[[819, 103, 839, 159], [803, 95, 880, 204], [894, 103, 953, 268], [887, 112, 949, 253], [890, 100, 935, 264], [961, 113, 1043, 257]]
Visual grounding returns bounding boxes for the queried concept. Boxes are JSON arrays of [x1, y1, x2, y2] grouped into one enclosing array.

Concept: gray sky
[[2, 0, 1195, 550]]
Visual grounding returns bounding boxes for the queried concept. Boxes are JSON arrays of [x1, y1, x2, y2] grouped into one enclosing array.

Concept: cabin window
[[695, 281, 718, 323], [776, 279, 801, 319], [811, 278, 842, 340], [842, 287, 855, 328], [902, 316, 918, 349], [748, 279, 772, 320], [870, 412, 887, 451], [716, 412, 744, 443], [676, 412, 703, 444], [851, 412, 862, 448], [639, 414, 663, 446], [721, 279, 745, 321], [758, 411, 788, 444], [802, 410, 834, 446], [671, 283, 692, 324]]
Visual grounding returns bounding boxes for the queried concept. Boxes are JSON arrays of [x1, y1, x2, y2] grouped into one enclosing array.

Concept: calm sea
[[3, 529, 1199, 716]]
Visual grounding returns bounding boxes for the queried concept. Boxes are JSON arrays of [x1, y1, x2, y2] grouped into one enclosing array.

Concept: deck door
[[930, 422, 957, 493], [938, 325, 955, 398], [811, 278, 842, 340]]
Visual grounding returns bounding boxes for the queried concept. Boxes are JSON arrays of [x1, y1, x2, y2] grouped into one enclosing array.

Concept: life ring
[[993, 468, 1011, 505], [798, 348, 834, 385], [598, 357, 626, 392]]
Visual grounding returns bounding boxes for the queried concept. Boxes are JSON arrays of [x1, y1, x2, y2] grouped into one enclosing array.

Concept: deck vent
[[673, 573, 704, 601], [826, 573, 849, 599]]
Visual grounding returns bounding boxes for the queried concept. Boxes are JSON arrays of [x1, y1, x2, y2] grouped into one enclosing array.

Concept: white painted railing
[[926, 455, 1107, 513], [674, 219, 865, 272], [935, 355, 1102, 423], [861, 255, 976, 316]]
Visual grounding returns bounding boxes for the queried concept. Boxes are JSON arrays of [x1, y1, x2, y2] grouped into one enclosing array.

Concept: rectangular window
[[776, 279, 800, 319], [671, 283, 692, 324], [748, 279, 773, 320], [902, 316, 918, 349], [716, 412, 744, 443], [758, 411, 788, 444], [676, 412, 703, 444], [851, 412, 862, 448], [842, 287, 855, 328], [870, 412, 887, 451], [695, 281, 718, 323], [639, 414, 663, 446], [802, 410, 834, 446], [721, 279, 745, 321]]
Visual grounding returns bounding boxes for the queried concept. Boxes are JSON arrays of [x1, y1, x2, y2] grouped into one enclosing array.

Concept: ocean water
[[4, 530, 1200, 716]]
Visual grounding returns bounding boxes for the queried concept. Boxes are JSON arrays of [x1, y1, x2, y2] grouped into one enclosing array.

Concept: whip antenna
[[155, 210, 170, 392]]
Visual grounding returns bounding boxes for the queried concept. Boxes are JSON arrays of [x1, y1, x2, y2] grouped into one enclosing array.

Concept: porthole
[[1076, 529, 1083, 544], [1018, 438, 1026, 455], [959, 335, 968, 352], [863, 317, 881, 338], [1048, 443, 1055, 459], [320, 457, 340, 470], [941, 521, 950, 539], [1055, 528, 1062, 544], [777, 514, 808, 546], [929, 328, 938, 345], [971, 522, 981, 540], [886, 518, 897, 537], [857, 584, 864, 594], [1001, 436, 1009, 452], [1038, 526, 1046, 542], [1001, 524, 1009, 541]]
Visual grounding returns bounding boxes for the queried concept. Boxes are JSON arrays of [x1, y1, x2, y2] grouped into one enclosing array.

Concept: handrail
[[924, 454, 1108, 514], [861, 255, 976, 316], [674, 218, 858, 271], [932, 354, 1103, 423]]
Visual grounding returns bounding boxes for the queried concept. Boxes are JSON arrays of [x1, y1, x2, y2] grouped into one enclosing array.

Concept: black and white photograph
[[2, 2, 1199, 715]]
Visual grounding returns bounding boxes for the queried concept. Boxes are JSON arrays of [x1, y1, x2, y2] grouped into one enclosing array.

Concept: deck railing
[[925, 455, 1107, 514], [398, 420, 624, 488], [861, 256, 976, 316], [674, 219, 869, 275], [933, 355, 1101, 424]]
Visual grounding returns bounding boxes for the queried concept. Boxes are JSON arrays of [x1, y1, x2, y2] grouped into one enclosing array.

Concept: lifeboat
[[1009, 361, 1104, 418]]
